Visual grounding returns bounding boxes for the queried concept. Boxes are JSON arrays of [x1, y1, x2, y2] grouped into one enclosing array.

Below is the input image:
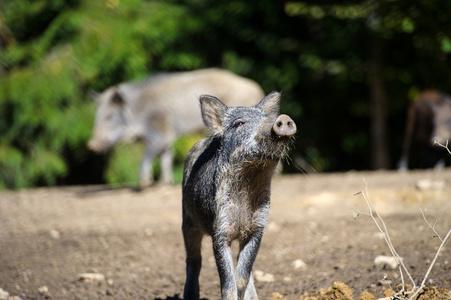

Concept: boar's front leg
[[182, 215, 203, 300], [243, 273, 257, 300], [212, 233, 237, 300], [139, 147, 155, 188], [159, 148, 174, 185], [236, 231, 263, 300], [237, 204, 269, 300]]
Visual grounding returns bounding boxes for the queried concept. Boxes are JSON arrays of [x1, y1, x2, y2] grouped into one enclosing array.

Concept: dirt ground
[[1, 169, 450, 300]]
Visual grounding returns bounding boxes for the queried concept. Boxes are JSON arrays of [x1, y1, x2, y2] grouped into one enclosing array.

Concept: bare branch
[[355, 179, 451, 299], [409, 229, 451, 300], [356, 179, 416, 288], [420, 208, 443, 242], [433, 139, 451, 155]]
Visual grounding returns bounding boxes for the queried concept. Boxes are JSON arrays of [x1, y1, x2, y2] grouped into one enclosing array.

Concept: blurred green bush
[[2, 0, 451, 189]]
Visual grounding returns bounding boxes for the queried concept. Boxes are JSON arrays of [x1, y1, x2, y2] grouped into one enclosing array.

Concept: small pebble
[[38, 286, 48, 294], [49, 230, 60, 239], [77, 273, 105, 283], [0, 288, 9, 300], [374, 255, 401, 270], [292, 259, 307, 270], [253, 270, 275, 282]]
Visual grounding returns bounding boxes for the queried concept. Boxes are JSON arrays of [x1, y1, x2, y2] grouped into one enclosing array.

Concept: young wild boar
[[182, 92, 296, 300]]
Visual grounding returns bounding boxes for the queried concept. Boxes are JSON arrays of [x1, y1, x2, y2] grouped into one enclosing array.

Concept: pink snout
[[273, 114, 296, 137]]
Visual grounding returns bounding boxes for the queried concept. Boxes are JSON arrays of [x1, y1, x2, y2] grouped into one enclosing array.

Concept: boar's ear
[[255, 91, 280, 119], [200, 94, 228, 134], [111, 89, 125, 106]]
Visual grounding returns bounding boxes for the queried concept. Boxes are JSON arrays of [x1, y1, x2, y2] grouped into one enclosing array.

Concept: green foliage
[[173, 132, 206, 183], [104, 143, 142, 187], [0, 145, 24, 189], [0, 0, 206, 189], [173, 133, 205, 164], [0, 42, 89, 188]]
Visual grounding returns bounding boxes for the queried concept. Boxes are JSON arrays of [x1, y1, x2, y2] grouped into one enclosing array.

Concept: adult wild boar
[[87, 68, 265, 187], [398, 90, 451, 170]]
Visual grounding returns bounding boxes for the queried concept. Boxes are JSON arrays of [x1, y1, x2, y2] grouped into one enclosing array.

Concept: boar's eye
[[233, 119, 245, 128]]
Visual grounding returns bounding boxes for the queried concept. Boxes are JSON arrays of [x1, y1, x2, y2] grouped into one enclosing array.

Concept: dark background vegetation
[[1, 0, 451, 189]]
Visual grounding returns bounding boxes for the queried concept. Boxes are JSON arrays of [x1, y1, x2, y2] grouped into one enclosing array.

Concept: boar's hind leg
[[183, 219, 203, 300], [236, 232, 263, 300]]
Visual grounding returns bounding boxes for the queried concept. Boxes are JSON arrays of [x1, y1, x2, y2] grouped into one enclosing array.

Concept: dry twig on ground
[[354, 180, 451, 300]]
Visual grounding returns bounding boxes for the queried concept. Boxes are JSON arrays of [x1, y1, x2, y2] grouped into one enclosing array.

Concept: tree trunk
[[368, 34, 390, 169]]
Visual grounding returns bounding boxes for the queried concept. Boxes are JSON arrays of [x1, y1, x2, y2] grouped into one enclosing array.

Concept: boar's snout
[[87, 139, 100, 152], [273, 114, 296, 137], [87, 138, 108, 153]]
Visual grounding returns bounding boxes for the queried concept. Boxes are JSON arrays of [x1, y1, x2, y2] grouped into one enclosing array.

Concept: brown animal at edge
[[398, 90, 451, 170]]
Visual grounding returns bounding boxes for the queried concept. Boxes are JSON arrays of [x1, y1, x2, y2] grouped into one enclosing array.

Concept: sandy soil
[[0, 169, 450, 300]]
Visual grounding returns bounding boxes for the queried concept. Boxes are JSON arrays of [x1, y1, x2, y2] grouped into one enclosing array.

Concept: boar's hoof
[[273, 114, 296, 137]]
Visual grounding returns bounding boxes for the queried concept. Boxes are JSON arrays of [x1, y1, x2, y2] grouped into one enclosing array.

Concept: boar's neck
[[223, 158, 278, 209]]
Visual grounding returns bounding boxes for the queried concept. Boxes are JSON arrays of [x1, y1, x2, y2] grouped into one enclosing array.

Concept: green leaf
[[402, 18, 415, 33], [441, 37, 451, 53]]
